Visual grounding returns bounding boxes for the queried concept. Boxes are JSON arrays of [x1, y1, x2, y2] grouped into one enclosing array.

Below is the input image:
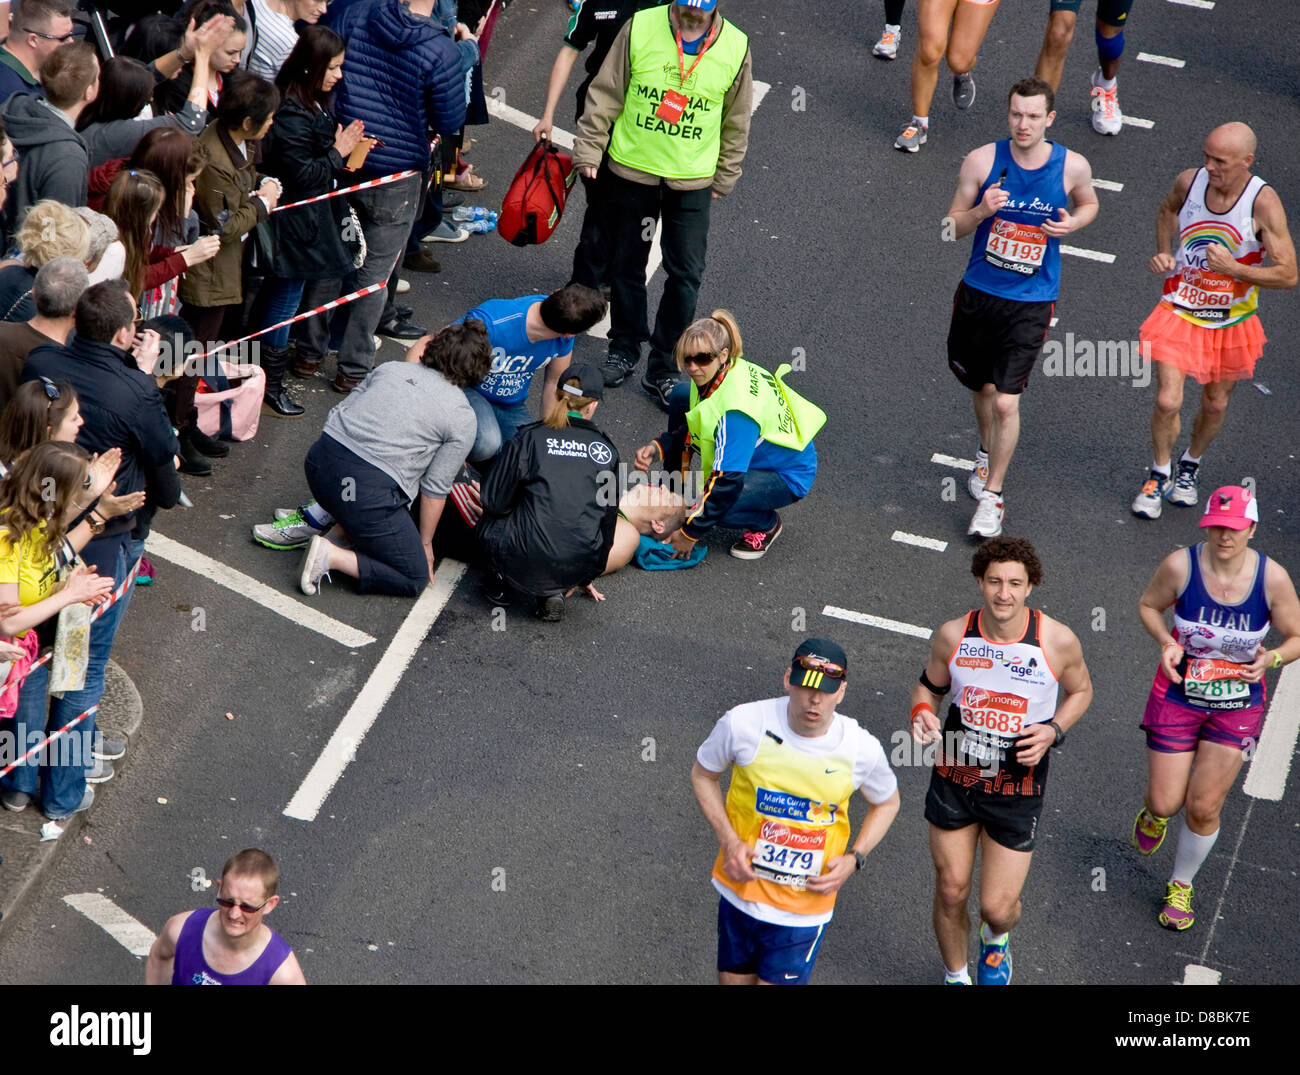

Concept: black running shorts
[[924, 768, 1045, 852], [946, 281, 1055, 395], [1050, 0, 1135, 28]]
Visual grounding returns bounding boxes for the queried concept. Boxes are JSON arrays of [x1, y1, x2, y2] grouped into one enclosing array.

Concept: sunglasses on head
[[795, 654, 845, 679], [216, 895, 271, 914], [681, 350, 718, 368]]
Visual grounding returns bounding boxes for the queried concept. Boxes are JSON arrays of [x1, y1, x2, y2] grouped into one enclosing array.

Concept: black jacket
[[477, 417, 620, 596], [261, 97, 354, 280], [22, 335, 181, 544]]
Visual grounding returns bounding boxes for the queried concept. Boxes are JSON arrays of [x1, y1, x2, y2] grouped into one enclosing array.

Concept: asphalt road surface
[[1, 0, 1298, 988]]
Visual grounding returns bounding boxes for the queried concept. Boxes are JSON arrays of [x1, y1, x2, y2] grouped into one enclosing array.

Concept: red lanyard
[[675, 17, 721, 87]]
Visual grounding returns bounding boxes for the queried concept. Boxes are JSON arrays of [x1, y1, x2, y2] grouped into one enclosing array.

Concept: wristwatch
[[853, 851, 867, 872], [1048, 720, 1065, 747], [86, 511, 106, 536]]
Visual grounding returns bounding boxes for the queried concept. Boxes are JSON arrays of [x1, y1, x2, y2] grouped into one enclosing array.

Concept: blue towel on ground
[[635, 535, 707, 570]]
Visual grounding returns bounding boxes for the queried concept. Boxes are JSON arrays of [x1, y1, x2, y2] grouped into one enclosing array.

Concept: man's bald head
[[1207, 122, 1257, 161]]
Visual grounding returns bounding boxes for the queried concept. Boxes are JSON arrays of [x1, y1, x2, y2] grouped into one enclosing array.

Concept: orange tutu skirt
[[1139, 301, 1267, 385]]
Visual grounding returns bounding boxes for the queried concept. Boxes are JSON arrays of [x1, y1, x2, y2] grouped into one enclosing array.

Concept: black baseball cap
[[560, 363, 605, 402], [790, 638, 848, 693]]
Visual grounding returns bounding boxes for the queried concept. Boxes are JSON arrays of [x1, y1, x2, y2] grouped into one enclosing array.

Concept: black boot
[[177, 427, 213, 476], [262, 346, 304, 417]]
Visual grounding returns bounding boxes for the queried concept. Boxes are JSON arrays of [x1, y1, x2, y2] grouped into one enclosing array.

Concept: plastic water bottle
[[461, 216, 497, 234], [452, 205, 494, 223]]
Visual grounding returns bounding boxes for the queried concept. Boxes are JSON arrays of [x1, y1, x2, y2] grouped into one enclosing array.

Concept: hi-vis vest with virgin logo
[[607, 7, 748, 180], [685, 358, 826, 475], [1161, 168, 1269, 328], [713, 732, 855, 917]]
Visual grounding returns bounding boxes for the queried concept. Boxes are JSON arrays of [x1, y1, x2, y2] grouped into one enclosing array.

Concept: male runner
[[1033, 1, 1136, 135], [945, 76, 1097, 537], [146, 848, 307, 985], [1130, 122, 1297, 520], [911, 538, 1091, 984], [692, 639, 899, 985]]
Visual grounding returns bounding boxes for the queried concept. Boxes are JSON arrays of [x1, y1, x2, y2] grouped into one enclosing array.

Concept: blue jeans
[[1, 539, 136, 818], [337, 174, 420, 382], [463, 391, 533, 464], [305, 435, 427, 596], [260, 277, 306, 350]]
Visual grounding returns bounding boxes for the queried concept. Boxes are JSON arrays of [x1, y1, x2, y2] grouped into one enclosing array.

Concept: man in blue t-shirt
[[457, 284, 607, 463]]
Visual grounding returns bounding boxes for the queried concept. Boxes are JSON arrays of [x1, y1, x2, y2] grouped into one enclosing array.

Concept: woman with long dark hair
[[154, 2, 249, 126], [77, 52, 209, 169], [256, 25, 363, 414]]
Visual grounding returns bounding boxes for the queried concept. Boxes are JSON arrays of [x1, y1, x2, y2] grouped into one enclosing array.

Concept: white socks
[[1171, 824, 1219, 885]]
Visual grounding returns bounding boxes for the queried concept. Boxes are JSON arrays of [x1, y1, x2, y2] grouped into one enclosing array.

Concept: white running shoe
[[299, 535, 333, 596], [1167, 460, 1200, 506], [872, 24, 901, 60], [1132, 472, 1172, 519], [968, 449, 989, 500], [1090, 71, 1123, 135], [968, 491, 1004, 538]]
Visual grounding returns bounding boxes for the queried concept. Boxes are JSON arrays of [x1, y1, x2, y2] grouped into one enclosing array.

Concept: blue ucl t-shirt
[[457, 295, 574, 405]]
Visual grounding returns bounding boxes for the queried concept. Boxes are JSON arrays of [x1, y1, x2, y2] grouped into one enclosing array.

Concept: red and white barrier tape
[[201, 281, 389, 360], [269, 168, 419, 214], [0, 704, 98, 779]]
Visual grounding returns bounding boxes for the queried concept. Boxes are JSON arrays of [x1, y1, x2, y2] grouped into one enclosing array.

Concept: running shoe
[[1090, 71, 1123, 136], [641, 371, 679, 411], [86, 758, 115, 785], [977, 926, 1012, 985], [872, 24, 901, 60], [421, 220, 470, 244], [1158, 880, 1195, 931], [1167, 460, 1199, 506], [535, 594, 565, 622], [943, 973, 972, 985], [894, 123, 927, 153], [1132, 806, 1169, 855], [253, 510, 319, 550], [968, 491, 1003, 538], [299, 535, 332, 596], [601, 349, 639, 387], [273, 507, 297, 521], [92, 734, 126, 761], [731, 516, 783, 560], [968, 448, 989, 500], [1132, 471, 1172, 519], [395, 277, 411, 295], [45, 784, 94, 821], [1, 789, 31, 812], [952, 72, 976, 110]]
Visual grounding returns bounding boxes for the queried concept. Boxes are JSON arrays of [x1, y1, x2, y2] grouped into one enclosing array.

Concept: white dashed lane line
[[63, 893, 157, 958], [1137, 52, 1187, 68], [891, 531, 949, 553], [1061, 244, 1117, 264], [822, 605, 932, 640]]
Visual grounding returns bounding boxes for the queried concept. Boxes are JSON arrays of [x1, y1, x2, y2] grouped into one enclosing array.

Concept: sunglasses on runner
[[794, 654, 845, 678], [681, 350, 718, 367], [216, 895, 272, 914]]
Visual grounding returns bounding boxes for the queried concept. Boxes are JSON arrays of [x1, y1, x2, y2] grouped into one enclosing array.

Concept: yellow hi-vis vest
[[685, 358, 827, 476], [713, 732, 855, 917], [607, 7, 748, 181]]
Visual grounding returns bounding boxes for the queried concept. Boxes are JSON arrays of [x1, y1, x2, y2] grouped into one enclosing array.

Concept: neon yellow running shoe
[[1158, 881, 1195, 931], [1132, 806, 1169, 855]]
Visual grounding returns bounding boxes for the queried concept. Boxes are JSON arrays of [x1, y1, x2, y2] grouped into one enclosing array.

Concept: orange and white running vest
[[1161, 168, 1268, 328]]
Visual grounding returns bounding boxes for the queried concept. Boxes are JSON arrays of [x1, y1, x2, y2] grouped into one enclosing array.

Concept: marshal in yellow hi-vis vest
[[607, 7, 749, 181], [685, 358, 826, 476], [713, 734, 856, 917]]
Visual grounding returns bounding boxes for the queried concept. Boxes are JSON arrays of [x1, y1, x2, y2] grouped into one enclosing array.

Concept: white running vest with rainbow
[[1161, 168, 1268, 328]]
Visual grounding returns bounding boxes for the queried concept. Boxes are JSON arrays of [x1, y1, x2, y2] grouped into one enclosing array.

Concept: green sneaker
[[252, 510, 319, 550]]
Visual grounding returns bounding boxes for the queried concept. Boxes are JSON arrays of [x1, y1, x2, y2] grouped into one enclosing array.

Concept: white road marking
[[1168, 0, 1213, 8], [146, 532, 376, 649], [485, 98, 574, 148], [891, 531, 948, 553], [1050, 317, 1059, 327], [1182, 964, 1222, 985], [63, 893, 157, 957], [822, 605, 932, 641], [1061, 244, 1117, 264], [752, 81, 771, 110], [1137, 52, 1187, 68], [1122, 115, 1156, 129], [1091, 178, 1124, 192], [931, 453, 975, 471], [284, 562, 466, 822], [1243, 662, 1300, 801]]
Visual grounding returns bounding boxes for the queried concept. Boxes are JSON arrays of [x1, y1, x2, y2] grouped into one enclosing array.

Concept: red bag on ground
[[498, 137, 576, 247]]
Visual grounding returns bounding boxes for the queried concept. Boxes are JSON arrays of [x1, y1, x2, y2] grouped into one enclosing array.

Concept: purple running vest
[[171, 908, 292, 985]]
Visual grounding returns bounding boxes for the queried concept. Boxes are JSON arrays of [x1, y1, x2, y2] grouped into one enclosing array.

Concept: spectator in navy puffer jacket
[[322, 0, 467, 394]]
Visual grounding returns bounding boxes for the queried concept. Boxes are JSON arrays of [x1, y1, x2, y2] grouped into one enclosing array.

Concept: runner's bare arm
[[1139, 550, 1191, 681], [1150, 169, 1197, 274], [945, 144, 1000, 239], [268, 950, 308, 985], [1263, 560, 1300, 668], [806, 788, 900, 895], [1042, 150, 1098, 236], [690, 760, 756, 883], [911, 617, 961, 744], [1208, 186, 1299, 289], [144, 912, 188, 985]]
